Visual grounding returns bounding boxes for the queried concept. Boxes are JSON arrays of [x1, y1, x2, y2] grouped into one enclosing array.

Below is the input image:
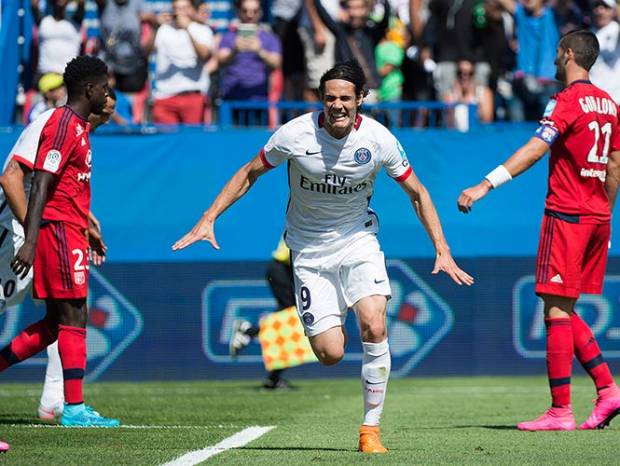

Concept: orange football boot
[[358, 425, 388, 453]]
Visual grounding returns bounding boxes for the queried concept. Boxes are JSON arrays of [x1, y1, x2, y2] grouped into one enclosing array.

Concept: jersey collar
[[568, 79, 592, 86], [64, 105, 89, 123]]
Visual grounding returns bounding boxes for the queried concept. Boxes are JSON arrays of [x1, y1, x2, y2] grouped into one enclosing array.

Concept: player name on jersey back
[[578, 96, 618, 116]]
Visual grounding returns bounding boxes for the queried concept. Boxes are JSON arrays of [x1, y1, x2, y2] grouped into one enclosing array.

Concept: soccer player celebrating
[[6, 55, 119, 427], [458, 30, 620, 431], [174, 60, 473, 452], [0, 93, 115, 422]]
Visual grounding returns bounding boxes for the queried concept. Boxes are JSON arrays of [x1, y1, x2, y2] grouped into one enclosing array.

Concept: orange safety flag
[[259, 306, 318, 371]]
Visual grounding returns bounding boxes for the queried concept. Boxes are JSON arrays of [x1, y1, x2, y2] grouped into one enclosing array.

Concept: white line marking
[[9, 424, 244, 429], [161, 425, 275, 466]]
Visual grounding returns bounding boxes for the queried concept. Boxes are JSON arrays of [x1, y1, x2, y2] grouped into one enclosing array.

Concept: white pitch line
[[161, 425, 275, 466], [9, 424, 243, 430]]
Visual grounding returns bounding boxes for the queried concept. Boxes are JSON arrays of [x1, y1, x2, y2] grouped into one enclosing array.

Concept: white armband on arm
[[484, 165, 512, 189]]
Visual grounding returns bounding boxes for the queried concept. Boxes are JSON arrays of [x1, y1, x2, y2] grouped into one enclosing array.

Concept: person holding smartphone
[[217, 0, 282, 124]]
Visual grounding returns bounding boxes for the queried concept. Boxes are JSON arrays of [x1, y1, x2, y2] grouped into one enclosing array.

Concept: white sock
[[39, 341, 64, 409], [361, 339, 391, 426]]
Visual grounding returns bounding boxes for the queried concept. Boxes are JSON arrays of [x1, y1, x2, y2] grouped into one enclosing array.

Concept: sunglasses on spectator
[[241, 7, 260, 13], [457, 70, 474, 78]]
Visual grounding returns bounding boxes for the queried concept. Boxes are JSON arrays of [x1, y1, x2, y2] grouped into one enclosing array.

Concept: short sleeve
[[382, 135, 412, 182], [534, 94, 576, 146], [612, 117, 620, 152], [260, 31, 282, 55], [34, 116, 78, 175], [188, 23, 213, 47], [261, 126, 292, 168], [379, 43, 404, 67]]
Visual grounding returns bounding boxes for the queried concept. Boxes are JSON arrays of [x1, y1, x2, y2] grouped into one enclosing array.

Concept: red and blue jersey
[[34, 106, 92, 229], [535, 80, 620, 223]]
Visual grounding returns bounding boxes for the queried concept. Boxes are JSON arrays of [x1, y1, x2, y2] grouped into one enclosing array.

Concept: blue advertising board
[[3, 258, 620, 382]]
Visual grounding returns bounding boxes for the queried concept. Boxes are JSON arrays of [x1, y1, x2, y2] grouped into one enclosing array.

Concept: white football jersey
[[0, 109, 55, 237], [262, 112, 412, 252]]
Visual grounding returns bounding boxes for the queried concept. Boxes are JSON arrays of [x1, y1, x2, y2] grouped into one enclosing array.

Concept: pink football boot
[[580, 385, 620, 430], [0, 440, 9, 452], [517, 406, 576, 431]]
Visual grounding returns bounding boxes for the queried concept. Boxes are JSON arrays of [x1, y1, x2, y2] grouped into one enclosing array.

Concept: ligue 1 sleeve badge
[[354, 147, 372, 165]]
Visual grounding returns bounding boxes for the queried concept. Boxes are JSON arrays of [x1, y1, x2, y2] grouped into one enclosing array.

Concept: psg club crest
[[354, 147, 372, 165], [202, 260, 454, 377], [0, 269, 143, 381]]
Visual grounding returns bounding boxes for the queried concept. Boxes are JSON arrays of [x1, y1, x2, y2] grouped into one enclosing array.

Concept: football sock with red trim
[[571, 312, 614, 393], [546, 317, 573, 408], [0, 316, 57, 371], [58, 325, 87, 405]]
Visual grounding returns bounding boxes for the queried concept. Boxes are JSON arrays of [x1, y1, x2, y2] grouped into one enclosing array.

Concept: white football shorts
[[291, 232, 391, 337], [0, 228, 33, 314]]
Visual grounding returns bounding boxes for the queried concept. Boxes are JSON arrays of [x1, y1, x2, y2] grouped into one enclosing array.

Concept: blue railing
[[218, 100, 479, 130]]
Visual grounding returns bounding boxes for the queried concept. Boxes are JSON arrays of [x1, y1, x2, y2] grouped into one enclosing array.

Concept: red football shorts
[[33, 221, 89, 300], [535, 212, 610, 299]]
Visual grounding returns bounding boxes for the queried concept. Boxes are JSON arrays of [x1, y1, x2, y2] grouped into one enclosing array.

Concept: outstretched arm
[[398, 171, 474, 286], [172, 153, 271, 251], [606, 150, 620, 211], [457, 137, 549, 213], [11, 171, 55, 279]]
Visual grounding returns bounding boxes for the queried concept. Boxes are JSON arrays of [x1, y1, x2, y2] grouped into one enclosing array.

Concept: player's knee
[[360, 320, 386, 343], [315, 347, 344, 366]]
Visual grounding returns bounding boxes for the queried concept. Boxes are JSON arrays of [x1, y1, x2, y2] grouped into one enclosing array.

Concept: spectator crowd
[[21, 0, 620, 127]]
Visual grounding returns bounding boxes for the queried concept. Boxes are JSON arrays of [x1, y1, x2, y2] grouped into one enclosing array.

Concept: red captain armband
[[394, 166, 412, 182], [259, 148, 274, 169]]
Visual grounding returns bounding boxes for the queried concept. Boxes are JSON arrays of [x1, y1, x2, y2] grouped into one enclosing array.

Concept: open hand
[[172, 216, 219, 251], [432, 250, 474, 286]]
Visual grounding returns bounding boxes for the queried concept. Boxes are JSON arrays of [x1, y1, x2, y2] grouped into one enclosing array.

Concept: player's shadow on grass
[[454, 425, 516, 430], [0, 418, 41, 425], [241, 446, 354, 452]]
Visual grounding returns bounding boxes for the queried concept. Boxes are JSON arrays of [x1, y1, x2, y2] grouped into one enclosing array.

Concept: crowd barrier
[[0, 123, 619, 381]]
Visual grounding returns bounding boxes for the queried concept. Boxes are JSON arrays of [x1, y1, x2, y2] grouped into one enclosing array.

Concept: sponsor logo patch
[[543, 99, 557, 117], [43, 150, 62, 173]]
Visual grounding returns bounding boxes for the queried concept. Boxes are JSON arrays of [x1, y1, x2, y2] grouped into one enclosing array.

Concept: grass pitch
[[0, 376, 618, 465]]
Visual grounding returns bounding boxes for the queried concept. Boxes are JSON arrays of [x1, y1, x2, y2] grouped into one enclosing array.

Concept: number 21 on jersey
[[587, 121, 612, 164]]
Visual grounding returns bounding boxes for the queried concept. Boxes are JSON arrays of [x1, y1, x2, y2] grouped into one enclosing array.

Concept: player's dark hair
[[63, 55, 108, 96], [559, 30, 600, 71], [318, 60, 369, 99]]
